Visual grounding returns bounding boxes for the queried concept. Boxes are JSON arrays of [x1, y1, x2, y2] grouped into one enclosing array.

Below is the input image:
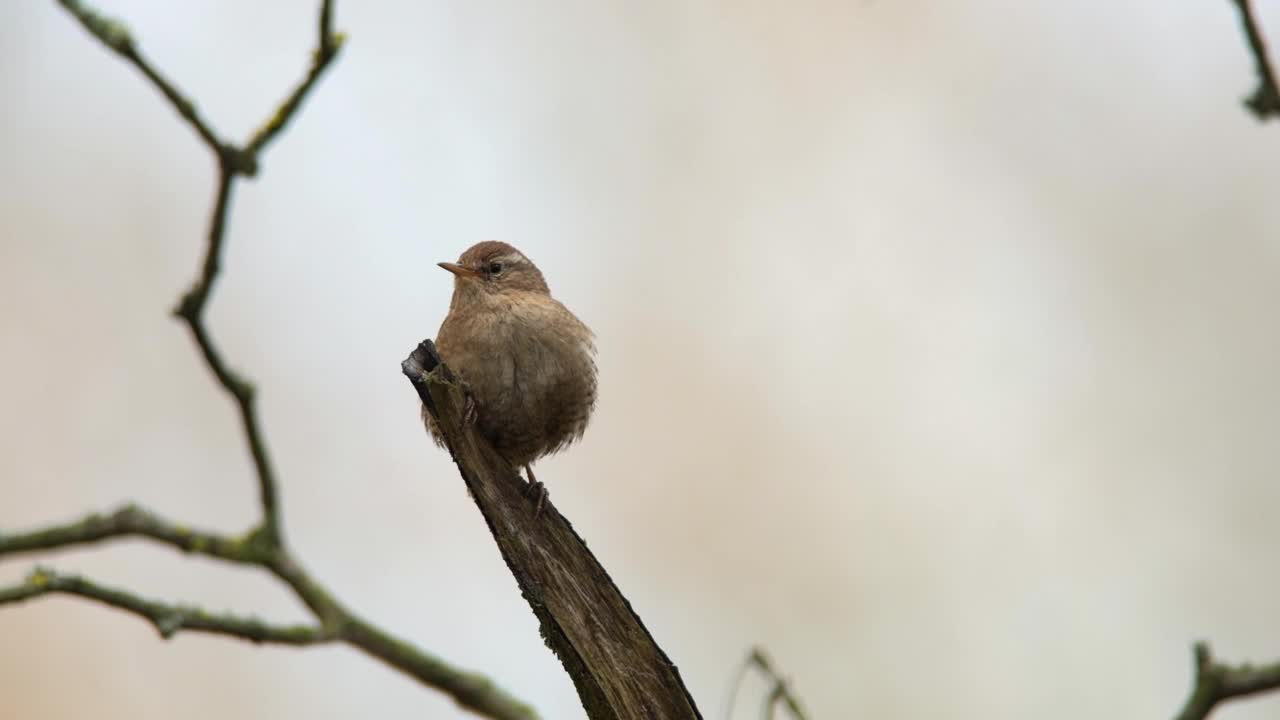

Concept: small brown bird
[[424, 241, 598, 510]]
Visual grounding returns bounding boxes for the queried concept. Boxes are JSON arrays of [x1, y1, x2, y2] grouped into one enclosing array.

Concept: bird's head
[[438, 241, 550, 297]]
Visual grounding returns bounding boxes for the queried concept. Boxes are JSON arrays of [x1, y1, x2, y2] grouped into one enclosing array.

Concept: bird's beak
[[438, 262, 481, 279]]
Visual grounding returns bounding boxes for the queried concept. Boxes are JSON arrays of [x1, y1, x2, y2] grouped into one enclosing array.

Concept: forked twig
[[725, 647, 809, 720], [1229, 0, 1280, 119], [1175, 642, 1280, 720], [2, 3, 537, 718]]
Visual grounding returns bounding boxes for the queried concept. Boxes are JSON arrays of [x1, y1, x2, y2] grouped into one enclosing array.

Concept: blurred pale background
[[3, 1, 1280, 718]]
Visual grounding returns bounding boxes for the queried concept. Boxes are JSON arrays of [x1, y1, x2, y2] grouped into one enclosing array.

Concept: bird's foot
[[523, 465, 548, 517], [527, 481, 548, 517]]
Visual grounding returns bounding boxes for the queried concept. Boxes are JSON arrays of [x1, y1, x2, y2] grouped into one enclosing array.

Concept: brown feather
[[424, 242, 597, 469]]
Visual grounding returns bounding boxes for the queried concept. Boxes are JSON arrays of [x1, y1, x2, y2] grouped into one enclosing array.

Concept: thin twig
[[320, 0, 335, 52], [1175, 642, 1280, 720], [725, 648, 809, 720], [0, 504, 265, 564], [762, 685, 784, 720], [170, 165, 291, 544], [1230, 0, 1280, 119], [0, 568, 332, 644], [0, 505, 538, 719], [59, 0, 345, 548], [725, 652, 754, 720], [55, 0, 227, 153], [245, 0, 345, 158], [20, 3, 541, 718]]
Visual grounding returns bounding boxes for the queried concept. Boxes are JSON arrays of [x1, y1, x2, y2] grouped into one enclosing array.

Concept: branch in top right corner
[[1230, 0, 1280, 120], [1175, 641, 1280, 720]]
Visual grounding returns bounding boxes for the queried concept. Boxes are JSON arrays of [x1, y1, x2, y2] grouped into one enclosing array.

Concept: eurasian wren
[[424, 241, 598, 510]]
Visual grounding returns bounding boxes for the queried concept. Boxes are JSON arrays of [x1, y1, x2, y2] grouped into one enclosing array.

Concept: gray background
[[3, 1, 1280, 718]]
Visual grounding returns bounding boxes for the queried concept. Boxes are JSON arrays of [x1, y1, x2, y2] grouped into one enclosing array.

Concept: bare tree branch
[[403, 341, 703, 720], [0, 547, 536, 718], [1175, 642, 1280, 720], [0, 505, 263, 564], [245, 0, 343, 159], [58, 0, 342, 547], [724, 648, 808, 720], [55, 0, 227, 154], [4, 3, 543, 719], [1229, 0, 1280, 120], [753, 649, 808, 720], [0, 568, 332, 645], [0, 502, 537, 717]]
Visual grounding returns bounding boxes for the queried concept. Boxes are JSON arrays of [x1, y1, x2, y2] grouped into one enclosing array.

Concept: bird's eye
[[487, 261, 504, 275]]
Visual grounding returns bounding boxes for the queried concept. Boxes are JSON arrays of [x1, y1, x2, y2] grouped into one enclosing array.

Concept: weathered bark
[[402, 340, 702, 720]]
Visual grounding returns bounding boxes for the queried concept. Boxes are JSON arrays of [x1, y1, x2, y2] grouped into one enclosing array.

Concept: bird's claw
[[522, 464, 548, 517], [524, 480, 548, 517]]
